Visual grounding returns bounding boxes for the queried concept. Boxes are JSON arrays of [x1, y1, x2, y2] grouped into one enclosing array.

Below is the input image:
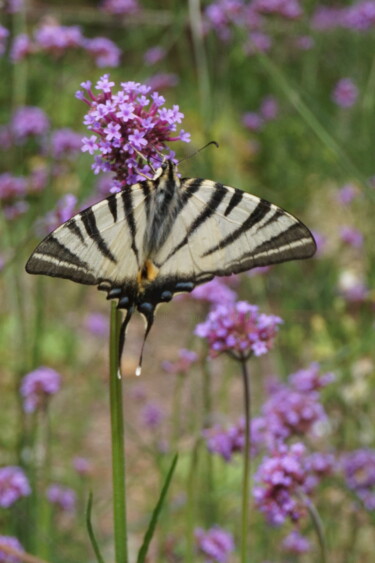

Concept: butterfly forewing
[[152, 179, 316, 284], [26, 182, 152, 286]]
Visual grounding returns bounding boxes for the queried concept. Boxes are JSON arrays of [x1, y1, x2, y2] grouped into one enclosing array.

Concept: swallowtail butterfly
[[26, 160, 316, 374]]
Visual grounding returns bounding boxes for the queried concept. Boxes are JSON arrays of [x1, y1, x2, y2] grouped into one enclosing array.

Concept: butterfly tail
[[135, 304, 156, 377]]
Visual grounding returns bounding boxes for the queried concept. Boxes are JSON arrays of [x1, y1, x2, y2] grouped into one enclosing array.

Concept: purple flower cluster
[[195, 526, 235, 562], [336, 183, 360, 205], [243, 95, 279, 132], [190, 278, 237, 305], [341, 449, 375, 510], [340, 226, 363, 249], [0, 467, 31, 508], [84, 312, 109, 337], [253, 0, 302, 19], [40, 194, 78, 234], [146, 73, 179, 91], [195, 301, 282, 360], [162, 348, 198, 375], [11, 106, 49, 143], [332, 78, 358, 108], [144, 46, 166, 66], [9, 21, 121, 67], [0, 173, 28, 221], [0, 536, 24, 563], [203, 417, 265, 461], [101, 0, 139, 15], [141, 402, 164, 429], [76, 74, 190, 185], [73, 457, 92, 476], [312, 1, 375, 31], [262, 363, 333, 439], [50, 128, 82, 159], [282, 530, 311, 553], [47, 485, 76, 511], [20, 366, 61, 413]]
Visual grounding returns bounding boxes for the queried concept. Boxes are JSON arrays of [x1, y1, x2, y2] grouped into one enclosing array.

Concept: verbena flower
[[73, 457, 92, 476], [332, 78, 358, 108], [336, 183, 359, 205], [341, 449, 375, 510], [146, 73, 179, 91], [162, 348, 198, 375], [50, 128, 82, 159], [0, 536, 24, 563], [289, 362, 335, 392], [282, 530, 311, 553], [34, 23, 83, 55], [190, 278, 237, 305], [10, 33, 33, 62], [76, 74, 190, 185], [203, 416, 265, 461], [259, 95, 279, 120], [46, 484, 76, 511], [242, 112, 264, 131], [11, 106, 49, 143], [84, 312, 109, 337], [83, 37, 121, 67], [3, 0, 24, 14], [311, 6, 343, 30], [0, 25, 9, 56], [0, 173, 27, 201], [41, 193, 78, 234], [253, 442, 312, 525], [254, 0, 302, 19], [340, 226, 364, 248], [20, 366, 61, 413], [195, 301, 282, 360], [141, 402, 164, 429], [195, 526, 235, 563], [0, 467, 31, 508], [101, 0, 139, 15], [205, 0, 245, 41], [343, 1, 375, 31], [144, 46, 166, 66]]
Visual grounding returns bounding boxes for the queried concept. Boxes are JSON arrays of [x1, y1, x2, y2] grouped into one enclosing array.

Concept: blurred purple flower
[[195, 526, 235, 563], [73, 457, 92, 476], [205, 0, 245, 41], [34, 23, 83, 54], [332, 78, 358, 108], [282, 530, 311, 553], [253, 0, 302, 19], [11, 106, 49, 143], [46, 484, 76, 511], [10, 34, 33, 62], [0, 536, 24, 563], [341, 449, 375, 510], [3, 200, 29, 221], [130, 383, 147, 402], [146, 73, 179, 91], [84, 312, 109, 337], [342, 1, 375, 31], [162, 348, 198, 375], [76, 74, 190, 185], [190, 278, 236, 305], [3, 0, 24, 13], [20, 366, 61, 413], [311, 6, 343, 30], [195, 301, 282, 360], [144, 46, 166, 66], [289, 362, 335, 392], [245, 31, 272, 54], [295, 35, 314, 50], [0, 173, 27, 201], [254, 442, 312, 525], [203, 416, 265, 461], [50, 128, 82, 159], [84, 37, 121, 67], [242, 112, 264, 131], [259, 95, 279, 121], [247, 265, 271, 277], [336, 183, 359, 205], [101, 0, 139, 15], [28, 166, 48, 194], [41, 193, 78, 234], [0, 467, 31, 508], [340, 226, 364, 249], [0, 25, 9, 56], [96, 172, 119, 196], [141, 402, 164, 429]]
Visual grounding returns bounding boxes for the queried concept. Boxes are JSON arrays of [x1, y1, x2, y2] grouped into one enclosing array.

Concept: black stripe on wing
[[121, 188, 139, 266], [80, 208, 117, 264]]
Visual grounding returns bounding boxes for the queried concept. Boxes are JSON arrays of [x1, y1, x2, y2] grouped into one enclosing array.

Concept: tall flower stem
[[305, 496, 327, 563], [109, 303, 128, 563], [240, 357, 251, 563]]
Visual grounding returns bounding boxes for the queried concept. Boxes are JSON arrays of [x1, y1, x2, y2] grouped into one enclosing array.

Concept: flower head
[[20, 367, 61, 413], [341, 449, 375, 510], [195, 301, 282, 360], [332, 78, 358, 108], [73, 457, 92, 476], [190, 278, 237, 305], [11, 106, 49, 143], [46, 484, 76, 511], [340, 226, 364, 248], [50, 128, 82, 159], [101, 0, 139, 15], [0, 536, 24, 563], [76, 74, 190, 185], [141, 402, 164, 429], [10, 33, 33, 62], [282, 530, 311, 553], [162, 348, 198, 375], [41, 194, 78, 235], [34, 23, 83, 54], [84, 37, 121, 67], [195, 526, 235, 562], [0, 467, 31, 508]]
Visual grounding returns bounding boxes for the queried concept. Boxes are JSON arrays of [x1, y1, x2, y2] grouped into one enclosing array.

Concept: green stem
[[240, 358, 251, 563], [188, 0, 211, 127], [304, 496, 327, 563], [109, 303, 128, 563], [185, 439, 200, 563]]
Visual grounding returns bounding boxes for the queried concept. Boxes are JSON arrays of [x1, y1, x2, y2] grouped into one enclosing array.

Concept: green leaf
[[86, 491, 106, 563], [136, 453, 179, 563]]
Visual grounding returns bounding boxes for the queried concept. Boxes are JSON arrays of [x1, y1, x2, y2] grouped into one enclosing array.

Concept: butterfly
[[26, 159, 316, 374]]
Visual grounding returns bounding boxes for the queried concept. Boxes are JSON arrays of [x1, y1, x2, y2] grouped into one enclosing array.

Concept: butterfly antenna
[[178, 141, 219, 164], [118, 307, 134, 377]]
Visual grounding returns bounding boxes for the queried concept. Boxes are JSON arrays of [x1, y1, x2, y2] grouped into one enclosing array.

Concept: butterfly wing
[[26, 182, 152, 290], [150, 178, 316, 293]]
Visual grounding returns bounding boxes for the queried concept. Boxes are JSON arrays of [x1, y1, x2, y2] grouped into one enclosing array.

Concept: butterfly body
[[26, 159, 316, 373]]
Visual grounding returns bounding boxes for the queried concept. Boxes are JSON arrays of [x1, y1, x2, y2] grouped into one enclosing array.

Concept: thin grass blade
[[86, 491, 105, 563]]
